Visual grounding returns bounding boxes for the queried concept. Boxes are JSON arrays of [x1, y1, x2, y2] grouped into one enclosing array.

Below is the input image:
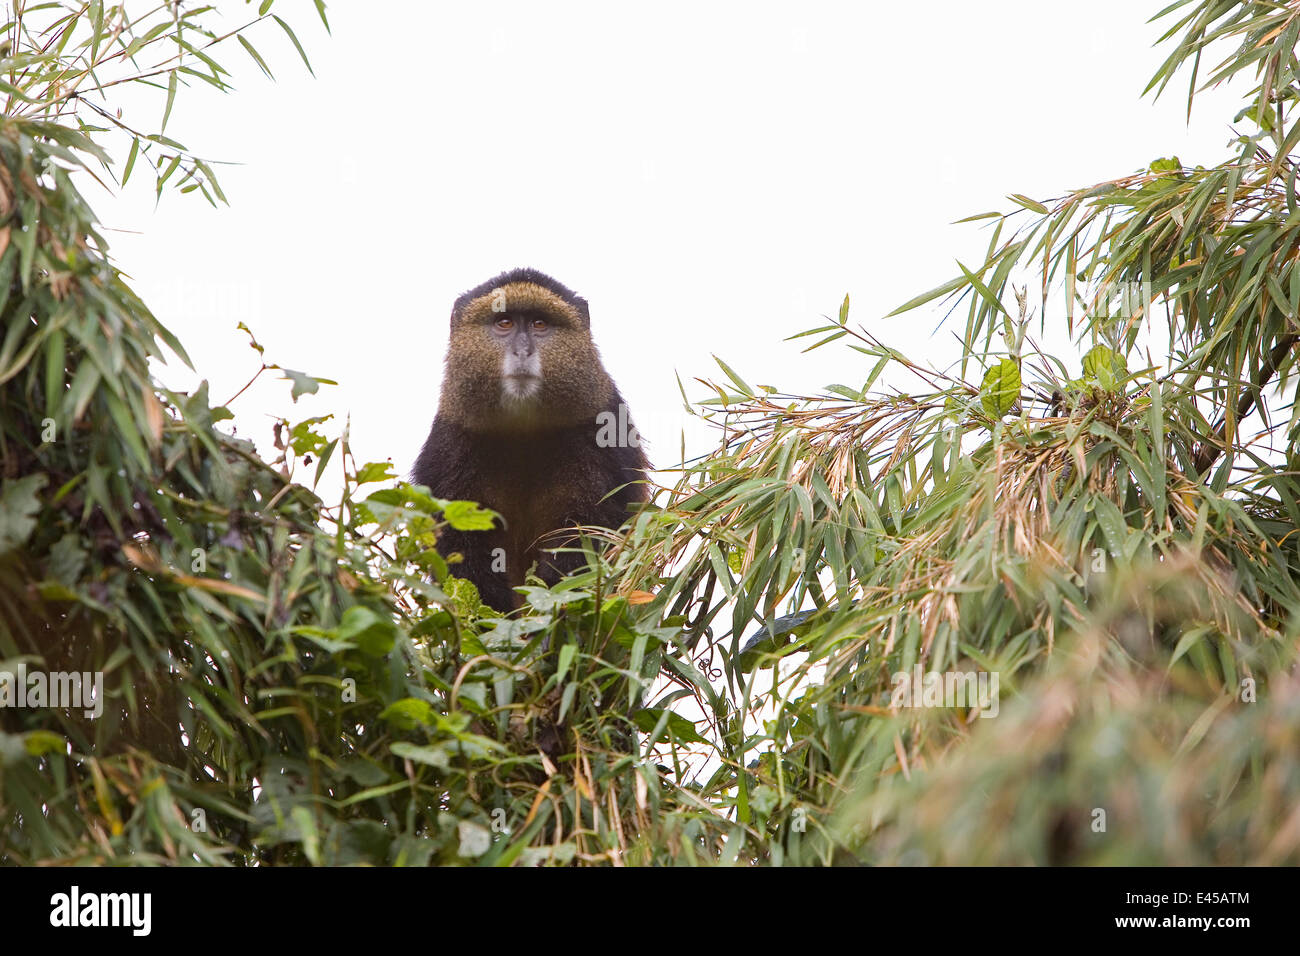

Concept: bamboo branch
[[1192, 332, 1298, 474]]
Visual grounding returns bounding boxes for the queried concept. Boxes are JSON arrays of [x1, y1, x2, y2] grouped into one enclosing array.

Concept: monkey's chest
[[474, 458, 594, 584], [493, 486, 572, 549]]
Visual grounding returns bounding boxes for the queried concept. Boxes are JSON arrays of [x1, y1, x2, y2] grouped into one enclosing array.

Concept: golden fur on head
[[456, 281, 587, 330]]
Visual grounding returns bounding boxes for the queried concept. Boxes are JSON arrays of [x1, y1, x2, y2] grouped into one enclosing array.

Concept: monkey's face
[[492, 310, 548, 405], [441, 279, 614, 431]]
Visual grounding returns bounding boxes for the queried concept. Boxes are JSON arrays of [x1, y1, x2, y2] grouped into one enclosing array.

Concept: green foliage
[[1081, 344, 1128, 391], [0, 1, 727, 866], [980, 358, 1021, 418], [608, 0, 1300, 863], [5, 0, 1300, 867]]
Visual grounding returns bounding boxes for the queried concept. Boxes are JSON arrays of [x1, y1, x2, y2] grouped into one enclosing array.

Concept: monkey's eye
[[493, 316, 514, 332], [530, 318, 549, 333]]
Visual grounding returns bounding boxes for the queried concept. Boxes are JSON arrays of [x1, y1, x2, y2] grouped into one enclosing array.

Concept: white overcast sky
[[94, 0, 1244, 484]]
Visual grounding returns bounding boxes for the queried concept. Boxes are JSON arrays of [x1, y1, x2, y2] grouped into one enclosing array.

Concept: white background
[[94, 0, 1244, 483]]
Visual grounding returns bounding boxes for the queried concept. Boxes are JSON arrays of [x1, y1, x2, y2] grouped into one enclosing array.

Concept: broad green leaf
[[979, 359, 1021, 418]]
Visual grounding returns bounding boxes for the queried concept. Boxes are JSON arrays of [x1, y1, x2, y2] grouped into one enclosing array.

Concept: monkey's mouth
[[502, 374, 542, 402]]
